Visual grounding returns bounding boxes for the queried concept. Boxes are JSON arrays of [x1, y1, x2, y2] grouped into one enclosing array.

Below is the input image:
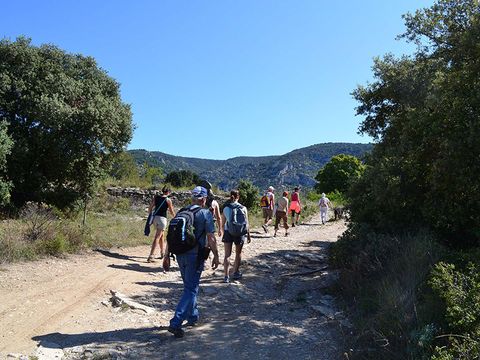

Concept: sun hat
[[268, 186, 275, 191]]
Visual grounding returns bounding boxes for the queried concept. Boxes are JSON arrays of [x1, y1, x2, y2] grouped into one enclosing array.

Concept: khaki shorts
[[152, 216, 167, 230], [262, 208, 273, 220]]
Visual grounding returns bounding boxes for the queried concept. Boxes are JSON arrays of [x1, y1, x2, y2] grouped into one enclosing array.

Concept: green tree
[[350, 0, 480, 242], [0, 120, 13, 205], [0, 37, 132, 208], [109, 151, 139, 182], [237, 179, 259, 210], [164, 170, 200, 188], [314, 154, 365, 194]]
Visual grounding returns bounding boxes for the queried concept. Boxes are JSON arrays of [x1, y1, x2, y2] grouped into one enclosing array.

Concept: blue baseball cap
[[191, 186, 208, 198]]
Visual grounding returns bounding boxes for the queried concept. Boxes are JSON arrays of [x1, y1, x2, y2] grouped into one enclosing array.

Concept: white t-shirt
[[318, 197, 330, 208]]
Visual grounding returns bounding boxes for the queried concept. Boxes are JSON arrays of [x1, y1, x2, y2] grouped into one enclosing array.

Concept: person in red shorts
[[289, 187, 301, 227]]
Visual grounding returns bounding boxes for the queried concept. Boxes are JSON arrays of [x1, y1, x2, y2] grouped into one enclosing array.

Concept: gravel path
[[0, 216, 348, 360]]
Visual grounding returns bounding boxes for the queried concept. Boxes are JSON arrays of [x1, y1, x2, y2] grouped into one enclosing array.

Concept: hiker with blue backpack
[[166, 185, 220, 338], [221, 190, 251, 283]]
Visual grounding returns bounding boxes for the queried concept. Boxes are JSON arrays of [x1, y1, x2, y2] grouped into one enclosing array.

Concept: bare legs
[[223, 242, 243, 280], [148, 229, 165, 262]]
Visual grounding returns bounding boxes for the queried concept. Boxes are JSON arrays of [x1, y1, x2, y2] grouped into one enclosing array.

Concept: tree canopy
[[0, 37, 133, 208], [164, 170, 200, 188], [314, 154, 365, 194], [237, 179, 259, 210], [349, 0, 480, 244]]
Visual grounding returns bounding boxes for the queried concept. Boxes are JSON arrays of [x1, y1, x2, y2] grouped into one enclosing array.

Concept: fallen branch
[[281, 265, 329, 277], [110, 290, 156, 314]]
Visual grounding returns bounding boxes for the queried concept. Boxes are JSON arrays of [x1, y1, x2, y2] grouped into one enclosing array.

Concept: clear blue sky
[[1, 0, 434, 159]]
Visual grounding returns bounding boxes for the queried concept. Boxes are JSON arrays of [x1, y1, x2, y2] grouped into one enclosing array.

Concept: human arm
[[207, 233, 219, 269], [245, 208, 251, 244], [214, 202, 223, 237], [148, 197, 155, 213], [167, 198, 175, 217]]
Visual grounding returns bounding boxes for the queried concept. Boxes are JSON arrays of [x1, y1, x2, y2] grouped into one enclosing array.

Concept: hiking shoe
[[167, 326, 184, 338], [262, 224, 268, 233], [223, 276, 230, 283], [232, 272, 243, 280]]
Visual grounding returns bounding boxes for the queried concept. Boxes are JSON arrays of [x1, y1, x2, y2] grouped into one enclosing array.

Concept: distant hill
[[129, 142, 373, 190]]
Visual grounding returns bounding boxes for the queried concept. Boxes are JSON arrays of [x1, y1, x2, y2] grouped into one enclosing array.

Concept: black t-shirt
[[153, 195, 169, 217]]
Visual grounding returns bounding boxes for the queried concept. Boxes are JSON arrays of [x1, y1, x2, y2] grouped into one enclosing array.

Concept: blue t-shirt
[[182, 205, 215, 254]]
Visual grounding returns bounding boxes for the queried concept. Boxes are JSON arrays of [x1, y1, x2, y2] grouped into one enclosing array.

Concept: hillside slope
[[129, 142, 372, 190]]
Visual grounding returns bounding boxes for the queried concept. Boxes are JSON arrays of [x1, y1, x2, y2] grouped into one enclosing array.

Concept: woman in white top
[[318, 193, 331, 224]]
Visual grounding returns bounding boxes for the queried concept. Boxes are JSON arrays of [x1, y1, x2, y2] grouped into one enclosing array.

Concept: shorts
[[289, 201, 301, 215], [262, 208, 273, 220], [152, 216, 167, 230], [222, 230, 246, 246]]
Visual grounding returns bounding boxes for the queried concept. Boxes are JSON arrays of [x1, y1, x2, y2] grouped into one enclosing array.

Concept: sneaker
[[232, 272, 243, 280], [147, 256, 156, 263], [168, 326, 184, 338], [262, 224, 268, 233], [223, 276, 230, 283]]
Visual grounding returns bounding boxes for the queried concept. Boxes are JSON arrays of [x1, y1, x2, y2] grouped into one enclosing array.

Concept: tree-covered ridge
[[129, 142, 372, 190]]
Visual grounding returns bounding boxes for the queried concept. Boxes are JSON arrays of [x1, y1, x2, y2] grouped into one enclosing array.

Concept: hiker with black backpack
[[166, 186, 219, 338], [221, 190, 251, 283]]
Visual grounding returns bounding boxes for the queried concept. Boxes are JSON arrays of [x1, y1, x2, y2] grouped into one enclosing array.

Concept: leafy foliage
[[350, 0, 480, 243], [0, 37, 133, 209], [0, 120, 13, 205], [164, 170, 200, 188], [237, 179, 259, 210], [333, 0, 480, 358], [314, 154, 365, 194]]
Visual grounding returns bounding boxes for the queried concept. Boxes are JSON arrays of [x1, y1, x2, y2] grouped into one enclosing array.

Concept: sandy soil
[[0, 215, 348, 360]]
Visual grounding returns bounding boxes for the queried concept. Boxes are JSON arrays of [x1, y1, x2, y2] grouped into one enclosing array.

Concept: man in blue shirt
[[168, 186, 219, 338]]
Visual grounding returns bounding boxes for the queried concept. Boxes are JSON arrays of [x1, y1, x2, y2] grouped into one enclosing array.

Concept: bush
[[331, 227, 444, 358], [237, 179, 259, 210]]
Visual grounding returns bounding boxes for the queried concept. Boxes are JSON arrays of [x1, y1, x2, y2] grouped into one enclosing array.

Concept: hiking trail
[[0, 216, 349, 360]]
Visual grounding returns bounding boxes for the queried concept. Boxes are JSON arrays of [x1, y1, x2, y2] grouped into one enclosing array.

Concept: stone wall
[[106, 187, 229, 207]]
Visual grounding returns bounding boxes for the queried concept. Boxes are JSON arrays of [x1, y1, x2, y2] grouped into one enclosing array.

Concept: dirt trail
[[0, 216, 348, 360]]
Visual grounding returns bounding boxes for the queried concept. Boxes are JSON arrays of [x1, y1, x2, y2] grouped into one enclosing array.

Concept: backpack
[[260, 194, 269, 208], [166, 205, 202, 255], [227, 203, 248, 237]]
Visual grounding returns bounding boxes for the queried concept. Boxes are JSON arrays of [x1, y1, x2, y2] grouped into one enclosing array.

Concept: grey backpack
[[227, 203, 248, 237]]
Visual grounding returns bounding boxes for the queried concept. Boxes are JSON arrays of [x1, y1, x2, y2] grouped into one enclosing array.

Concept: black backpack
[[167, 205, 202, 255], [227, 203, 248, 237]]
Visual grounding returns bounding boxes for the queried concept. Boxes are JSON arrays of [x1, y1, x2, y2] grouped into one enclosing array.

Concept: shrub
[[20, 202, 58, 243], [237, 179, 259, 210]]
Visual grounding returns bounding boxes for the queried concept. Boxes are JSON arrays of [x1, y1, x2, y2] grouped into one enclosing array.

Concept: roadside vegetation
[[331, 1, 480, 358]]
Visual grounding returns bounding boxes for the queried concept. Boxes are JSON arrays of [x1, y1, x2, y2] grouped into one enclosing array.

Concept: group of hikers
[[144, 182, 331, 338]]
